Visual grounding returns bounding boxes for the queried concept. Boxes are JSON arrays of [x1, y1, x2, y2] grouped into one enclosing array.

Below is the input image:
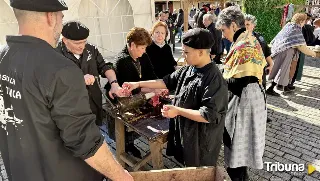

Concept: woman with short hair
[[216, 6, 267, 181], [146, 21, 177, 79], [105, 27, 158, 159]]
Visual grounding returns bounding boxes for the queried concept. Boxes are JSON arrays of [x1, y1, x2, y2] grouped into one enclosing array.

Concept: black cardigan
[[146, 42, 177, 79]]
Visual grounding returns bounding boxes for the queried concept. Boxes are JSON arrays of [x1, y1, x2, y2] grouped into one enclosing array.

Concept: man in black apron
[[57, 21, 125, 126]]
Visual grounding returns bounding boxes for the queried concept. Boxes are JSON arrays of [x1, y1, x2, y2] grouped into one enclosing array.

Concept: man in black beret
[[0, 1, 132, 181], [57, 21, 125, 127], [121, 28, 228, 167]]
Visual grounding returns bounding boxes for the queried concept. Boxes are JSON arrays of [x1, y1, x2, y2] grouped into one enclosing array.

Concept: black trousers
[[227, 167, 249, 181]]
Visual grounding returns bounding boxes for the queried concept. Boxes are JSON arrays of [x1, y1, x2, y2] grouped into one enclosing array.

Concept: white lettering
[[1, 74, 15, 85], [285, 164, 291, 171], [5, 86, 21, 99], [264, 162, 306, 173], [265, 162, 272, 171], [298, 164, 305, 172], [278, 162, 285, 172]]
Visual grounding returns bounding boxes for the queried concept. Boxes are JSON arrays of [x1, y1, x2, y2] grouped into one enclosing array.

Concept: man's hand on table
[[161, 105, 179, 118]]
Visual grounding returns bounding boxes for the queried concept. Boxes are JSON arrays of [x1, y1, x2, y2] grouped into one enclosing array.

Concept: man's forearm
[[139, 79, 167, 89], [85, 142, 126, 180], [105, 69, 117, 83], [176, 107, 209, 123]]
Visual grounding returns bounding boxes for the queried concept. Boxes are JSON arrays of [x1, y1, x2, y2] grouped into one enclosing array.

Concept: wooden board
[[130, 116, 169, 141], [130, 167, 231, 181]]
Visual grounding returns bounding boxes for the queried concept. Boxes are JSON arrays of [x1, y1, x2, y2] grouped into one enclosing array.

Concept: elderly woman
[[105, 27, 158, 159], [216, 7, 267, 180], [266, 13, 316, 94], [146, 21, 177, 79], [244, 14, 274, 123], [244, 14, 274, 89]]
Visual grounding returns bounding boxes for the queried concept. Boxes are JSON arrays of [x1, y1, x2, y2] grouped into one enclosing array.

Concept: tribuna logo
[[265, 162, 305, 172]]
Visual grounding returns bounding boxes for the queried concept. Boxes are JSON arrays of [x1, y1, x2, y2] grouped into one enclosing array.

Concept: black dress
[[105, 46, 157, 143], [146, 42, 177, 79], [163, 62, 228, 166]]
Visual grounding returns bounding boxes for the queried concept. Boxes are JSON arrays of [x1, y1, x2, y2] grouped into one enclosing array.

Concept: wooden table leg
[[115, 118, 125, 167], [149, 140, 164, 169]]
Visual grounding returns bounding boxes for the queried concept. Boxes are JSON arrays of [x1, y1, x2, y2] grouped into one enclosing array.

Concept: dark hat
[[10, 0, 68, 12], [62, 21, 90, 40], [182, 28, 214, 49]]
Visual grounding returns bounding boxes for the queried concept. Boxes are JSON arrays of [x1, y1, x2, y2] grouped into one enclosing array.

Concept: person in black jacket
[[56, 21, 125, 126], [194, 7, 207, 29], [147, 21, 177, 79], [105, 27, 159, 159], [0, 0, 133, 181], [203, 13, 223, 66], [175, 9, 184, 43]]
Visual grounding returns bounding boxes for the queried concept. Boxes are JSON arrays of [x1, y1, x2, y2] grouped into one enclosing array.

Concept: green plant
[[243, 0, 306, 43]]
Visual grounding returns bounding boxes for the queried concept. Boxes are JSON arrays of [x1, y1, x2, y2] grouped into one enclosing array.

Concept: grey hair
[[203, 14, 216, 23], [244, 14, 257, 26], [216, 6, 245, 28]]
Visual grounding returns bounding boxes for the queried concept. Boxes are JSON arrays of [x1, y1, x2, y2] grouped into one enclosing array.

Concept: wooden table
[[103, 104, 170, 171]]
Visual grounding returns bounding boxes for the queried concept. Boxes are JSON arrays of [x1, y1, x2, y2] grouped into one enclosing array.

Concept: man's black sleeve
[[92, 45, 113, 78], [50, 66, 104, 160]]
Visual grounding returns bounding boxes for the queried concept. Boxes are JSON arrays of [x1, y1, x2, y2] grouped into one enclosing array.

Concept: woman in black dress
[[106, 27, 159, 158], [146, 21, 177, 79]]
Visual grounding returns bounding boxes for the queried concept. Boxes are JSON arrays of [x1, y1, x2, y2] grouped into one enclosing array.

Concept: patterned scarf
[[271, 22, 306, 57], [223, 32, 267, 83]]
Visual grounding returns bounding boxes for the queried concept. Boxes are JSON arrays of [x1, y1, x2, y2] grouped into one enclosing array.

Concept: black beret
[[10, 0, 68, 12], [182, 28, 214, 49], [62, 21, 90, 41]]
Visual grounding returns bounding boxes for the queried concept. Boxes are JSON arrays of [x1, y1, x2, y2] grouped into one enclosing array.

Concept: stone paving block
[[273, 171, 292, 181], [311, 148, 320, 155], [273, 156, 295, 164], [267, 127, 278, 134], [266, 139, 282, 150], [291, 177, 303, 181], [277, 140, 296, 149], [270, 175, 283, 181], [266, 135, 278, 143], [275, 134, 293, 143], [290, 124, 308, 131], [284, 154, 304, 164], [257, 169, 273, 180], [266, 130, 277, 137], [265, 146, 285, 156], [277, 130, 294, 138], [281, 147, 302, 157], [264, 150, 276, 159], [270, 124, 283, 131], [291, 128, 306, 134], [301, 155, 318, 165], [294, 146, 317, 158], [291, 140, 313, 150], [303, 175, 319, 181]]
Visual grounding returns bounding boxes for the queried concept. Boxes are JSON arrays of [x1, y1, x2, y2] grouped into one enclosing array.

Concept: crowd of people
[[0, 0, 319, 181]]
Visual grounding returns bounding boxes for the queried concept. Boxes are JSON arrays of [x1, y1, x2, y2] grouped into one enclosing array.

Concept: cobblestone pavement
[[1, 44, 320, 180]]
